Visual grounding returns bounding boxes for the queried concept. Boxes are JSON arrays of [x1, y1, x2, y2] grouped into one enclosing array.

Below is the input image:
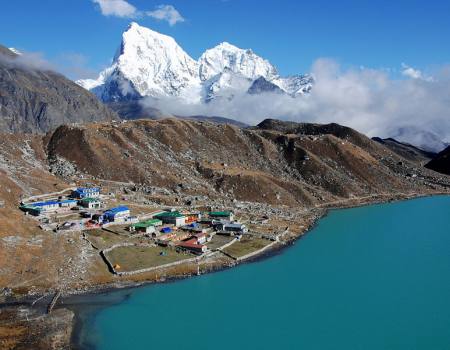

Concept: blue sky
[[0, 0, 449, 79]]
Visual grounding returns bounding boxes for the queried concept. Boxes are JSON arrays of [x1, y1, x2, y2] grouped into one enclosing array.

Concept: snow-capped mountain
[[77, 22, 313, 104], [8, 47, 22, 55], [389, 126, 450, 153], [203, 69, 253, 102], [273, 75, 313, 96], [248, 76, 284, 95], [80, 22, 200, 102], [198, 42, 278, 82]]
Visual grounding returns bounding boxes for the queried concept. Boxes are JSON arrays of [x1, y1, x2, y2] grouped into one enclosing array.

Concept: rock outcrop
[[426, 146, 450, 175]]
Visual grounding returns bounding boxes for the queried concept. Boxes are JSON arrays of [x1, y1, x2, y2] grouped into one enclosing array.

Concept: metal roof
[[209, 211, 233, 217], [59, 199, 78, 204], [29, 201, 59, 207], [155, 211, 184, 218], [224, 223, 246, 228], [80, 197, 101, 203], [21, 204, 42, 211], [104, 206, 129, 215], [132, 219, 162, 228], [76, 187, 100, 192]]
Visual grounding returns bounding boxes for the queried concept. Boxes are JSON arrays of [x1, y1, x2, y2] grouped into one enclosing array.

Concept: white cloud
[[92, 0, 137, 18], [401, 63, 433, 82], [0, 50, 55, 72], [146, 5, 185, 26], [92, 0, 185, 25], [55, 52, 100, 80], [401, 63, 422, 79], [140, 59, 450, 151], [0, 48, 102, 81]]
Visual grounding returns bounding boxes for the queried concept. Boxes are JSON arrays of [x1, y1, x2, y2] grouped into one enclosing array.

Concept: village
[[18, 186, 296, 277]]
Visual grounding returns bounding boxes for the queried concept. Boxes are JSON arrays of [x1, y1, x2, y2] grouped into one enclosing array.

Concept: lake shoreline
[[68, 190, 448, 349], [64, 191, 448, 301], [1, 190, 449, 349]]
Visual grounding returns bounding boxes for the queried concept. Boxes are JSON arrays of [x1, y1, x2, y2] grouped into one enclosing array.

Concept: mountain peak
[[77, 22, 311, 105], [199, 41, 278, 81], [8, 47, 21, 56], [128, 21, 140, 29], [121, 21, 178, 50], [125, 21, 170, 38], [215, 41, 241, 51], [215, 42, 255, 56], [87, 22, 200, 101], [0, 44, 18, 58]]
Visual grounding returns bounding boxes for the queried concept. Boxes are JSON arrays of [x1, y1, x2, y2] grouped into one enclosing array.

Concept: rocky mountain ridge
[[372, 137, 436, 164], [43, 118, 450, 205], [0, 45, 118, 133], [1, 118, 448, 218]]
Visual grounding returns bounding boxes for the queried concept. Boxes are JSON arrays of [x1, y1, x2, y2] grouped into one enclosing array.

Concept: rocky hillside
[[372, 137, 436, 165], [0, 132, 73, 292], [0, 45, 118, 133], [44, 118, 450, 206], [0, 117, 449, 298], [0, 117, 448, 219], [426, 146, 450, 175]]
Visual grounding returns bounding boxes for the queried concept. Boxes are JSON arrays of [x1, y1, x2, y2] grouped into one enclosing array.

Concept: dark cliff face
[[426, 146, 450, 175], [247, 76, 284, 95], [0, 45, 118, 133]]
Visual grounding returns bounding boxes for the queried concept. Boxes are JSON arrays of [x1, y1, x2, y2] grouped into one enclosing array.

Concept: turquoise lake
[[75, 196, 450, 349]]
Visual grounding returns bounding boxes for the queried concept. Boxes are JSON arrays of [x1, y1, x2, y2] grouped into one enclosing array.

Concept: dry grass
[[105, 245, 192, 272], [84, 229, 126, 250], [207, 235, 235, 250], [223, 236, 272, 258], [102, 225, 132, 235]]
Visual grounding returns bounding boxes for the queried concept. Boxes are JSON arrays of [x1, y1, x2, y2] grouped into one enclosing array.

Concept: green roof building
[[154, 211, 184, 218], [20, 204, 42, 216], [79, 197, 102, 209], [154, 211, 186, 227], [131, 219, 163, 229], [208, 211, 234, 221], [130, 219, 162, 234]]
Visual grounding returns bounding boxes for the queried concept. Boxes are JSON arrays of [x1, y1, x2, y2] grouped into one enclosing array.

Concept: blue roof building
[[103, 206, 130, 222], [71, 187, 100, 199], [21, 199, 78, 215], [58, 199, 78, 206], [29, 200, 59, 208]]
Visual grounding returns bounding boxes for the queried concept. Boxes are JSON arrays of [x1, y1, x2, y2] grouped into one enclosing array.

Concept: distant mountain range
[[77, 22, 313, 107], [388, 126, 449, 154], [372, 137, 436, 164]]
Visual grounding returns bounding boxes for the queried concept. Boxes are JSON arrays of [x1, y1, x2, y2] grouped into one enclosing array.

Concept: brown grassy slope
[[0, 134, 75, 291], [46, 118, 448, 206]]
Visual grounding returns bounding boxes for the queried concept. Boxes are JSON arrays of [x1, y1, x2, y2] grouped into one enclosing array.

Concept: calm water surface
[[76, 196, 450, 350]]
